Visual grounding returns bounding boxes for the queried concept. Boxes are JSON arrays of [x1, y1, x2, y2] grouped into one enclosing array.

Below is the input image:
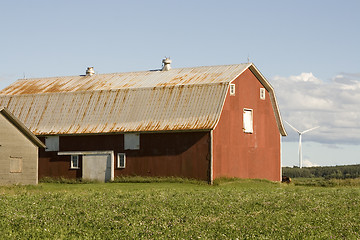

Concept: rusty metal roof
[[0, 63, 286, 136], [0, 83, 228, 135], [0, 64, 251, 95]]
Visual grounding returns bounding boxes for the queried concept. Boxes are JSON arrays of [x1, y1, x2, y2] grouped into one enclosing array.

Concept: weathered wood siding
[[38, 131, 211, 181], [0, 114, 39, 185]]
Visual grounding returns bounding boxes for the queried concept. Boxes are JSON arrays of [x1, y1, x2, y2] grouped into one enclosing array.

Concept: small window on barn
[[243, 109, 253, 133], [10, 156, 22, 173], [229, 83, 235, 96], [124, 133, 140, 150], [70, 155, 79, 169], [117, 153, 126, 168], [260, 88, 266, 100], [45, 136, 59, 152]]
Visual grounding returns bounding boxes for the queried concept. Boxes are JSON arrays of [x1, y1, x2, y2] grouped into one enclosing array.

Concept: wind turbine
[[285, 121, 319, 168]]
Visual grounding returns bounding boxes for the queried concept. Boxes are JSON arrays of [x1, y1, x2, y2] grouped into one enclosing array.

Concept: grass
[[0, 178, 359, 239], [112, 175, 207, 185], [292, 177, 360, 187]]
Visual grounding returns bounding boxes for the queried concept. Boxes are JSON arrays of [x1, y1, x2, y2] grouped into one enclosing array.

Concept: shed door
[[82, 154, 111, 182]]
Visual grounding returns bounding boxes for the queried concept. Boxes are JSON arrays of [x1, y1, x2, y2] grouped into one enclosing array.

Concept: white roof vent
[[86, 67, 95, 76], [162, 57, 172, 71]]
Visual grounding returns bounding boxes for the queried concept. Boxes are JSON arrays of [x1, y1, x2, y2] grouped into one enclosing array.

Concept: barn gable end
[[213, 69, 283, 181], [0, 107, 45, 185]]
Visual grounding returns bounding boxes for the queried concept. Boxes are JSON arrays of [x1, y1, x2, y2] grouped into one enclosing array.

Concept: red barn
[[0, 61, 287, 182]]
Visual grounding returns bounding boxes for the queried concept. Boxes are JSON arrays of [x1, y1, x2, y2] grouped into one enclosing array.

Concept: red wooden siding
[[213, 69, 281, 181], [38, 151, 82, 179], [38, 132, 211, 181]]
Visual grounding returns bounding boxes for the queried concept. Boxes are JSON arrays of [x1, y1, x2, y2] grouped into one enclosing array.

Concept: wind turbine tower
[[285, 121, 319, 168]]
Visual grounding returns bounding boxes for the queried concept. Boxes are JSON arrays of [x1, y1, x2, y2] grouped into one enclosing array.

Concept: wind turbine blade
[[302, 126, 320, 134], [285, 121, 301, 134]]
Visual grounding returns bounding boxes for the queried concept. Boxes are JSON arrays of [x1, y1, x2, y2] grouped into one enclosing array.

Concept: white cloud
[[271, 72, 360, 145], [302, 159, 319, 167], [289, 72, 322, 84]]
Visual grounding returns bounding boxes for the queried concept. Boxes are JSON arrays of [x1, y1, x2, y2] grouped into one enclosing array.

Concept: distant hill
[[282, 164, 360, 179]]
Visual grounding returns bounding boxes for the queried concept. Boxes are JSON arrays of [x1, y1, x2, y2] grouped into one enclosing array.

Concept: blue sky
[[1, 0, 359, 167]]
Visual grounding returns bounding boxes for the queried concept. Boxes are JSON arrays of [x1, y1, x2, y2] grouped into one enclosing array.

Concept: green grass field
[[0, 178, 359, 239]]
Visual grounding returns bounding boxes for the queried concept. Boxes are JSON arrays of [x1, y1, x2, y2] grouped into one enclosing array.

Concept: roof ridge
[[13, 63, 251, 81]]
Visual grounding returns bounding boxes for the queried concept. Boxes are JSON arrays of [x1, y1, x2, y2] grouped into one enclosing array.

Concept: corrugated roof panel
[[0, 64, 250, 95], [0, 83, 228, 135]]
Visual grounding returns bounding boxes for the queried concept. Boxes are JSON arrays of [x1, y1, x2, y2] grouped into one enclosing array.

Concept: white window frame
[[117, 153, 126, 168], [260, 88, 266, 100], [243, 108, 254, 133], [229, 83, 235, 96], [70, 155, 79, 169]]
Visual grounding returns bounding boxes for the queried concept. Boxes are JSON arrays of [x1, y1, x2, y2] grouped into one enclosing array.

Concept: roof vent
[[86, 67, 95, 76], [162, 57, 172, 71]]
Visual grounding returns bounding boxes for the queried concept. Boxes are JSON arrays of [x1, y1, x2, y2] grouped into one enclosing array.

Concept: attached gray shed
[[0, 107, 45, 185]]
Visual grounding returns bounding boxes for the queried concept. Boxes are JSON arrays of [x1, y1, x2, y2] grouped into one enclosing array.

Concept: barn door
[[243, 109, 253, 133], [82, 154, 111, 182]]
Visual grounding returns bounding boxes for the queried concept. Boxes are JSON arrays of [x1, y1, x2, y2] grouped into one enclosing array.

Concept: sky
[[0, 0, 359, 167]]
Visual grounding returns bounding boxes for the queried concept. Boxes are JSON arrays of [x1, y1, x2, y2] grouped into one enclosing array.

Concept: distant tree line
[[282, 165, 360, 179]]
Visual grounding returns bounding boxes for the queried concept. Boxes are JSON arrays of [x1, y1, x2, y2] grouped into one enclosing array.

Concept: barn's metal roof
[[0, 64, 251, 95], [0, 63, 287, 136], [0, 83, 228, 135]]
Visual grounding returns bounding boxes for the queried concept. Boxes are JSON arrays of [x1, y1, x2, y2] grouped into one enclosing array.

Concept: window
[[117, 153, 126, 168], [124, 133, 140, 150], [243, 109, 253, 133], [10, 156, 22, 173], [260, 88, 266, 100], [229, 83, 235, 96], [45, 136, 59, 152], [71, 155, 79, 169]]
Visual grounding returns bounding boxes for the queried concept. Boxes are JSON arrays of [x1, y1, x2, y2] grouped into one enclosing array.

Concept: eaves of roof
[[0, 107, 46, 148]]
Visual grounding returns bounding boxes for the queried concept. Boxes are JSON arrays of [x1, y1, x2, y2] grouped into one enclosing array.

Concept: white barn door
[[243, 109, 253, 133], [82, 154, 111, 182]]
